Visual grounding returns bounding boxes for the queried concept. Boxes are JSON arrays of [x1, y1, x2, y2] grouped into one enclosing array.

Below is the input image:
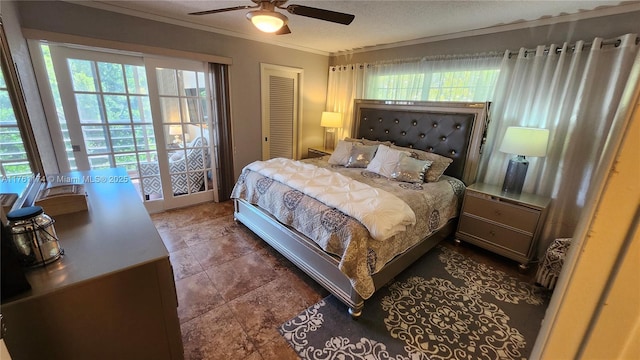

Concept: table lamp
[[499, 126, 549, 194], [169, 125, 183, 145], [320, 111, 342, 150]]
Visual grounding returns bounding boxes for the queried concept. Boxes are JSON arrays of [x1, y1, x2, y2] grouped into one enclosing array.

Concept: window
[[364, 54, 502, 103], [0, 68, 31, 177], [367, 69, 500, 102], [33, 42, 219, 209]]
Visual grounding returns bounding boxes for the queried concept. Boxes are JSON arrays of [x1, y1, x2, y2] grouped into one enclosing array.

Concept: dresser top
[[2, 168, 168, 304]]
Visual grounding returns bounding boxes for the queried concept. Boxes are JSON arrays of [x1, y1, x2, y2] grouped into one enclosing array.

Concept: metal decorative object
[[6, 206, 63, 267]]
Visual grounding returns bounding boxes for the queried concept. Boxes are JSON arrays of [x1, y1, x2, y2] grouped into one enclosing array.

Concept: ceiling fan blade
[[189, 5, 257, 16], [276, 25, 291, 35], [284, 4, 354, 25]]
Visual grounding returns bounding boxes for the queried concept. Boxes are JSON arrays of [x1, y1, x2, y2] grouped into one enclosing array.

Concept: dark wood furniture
[[234, 100, 490, 317], [1, 168, 183, 360], [455, 182, 551, 270]]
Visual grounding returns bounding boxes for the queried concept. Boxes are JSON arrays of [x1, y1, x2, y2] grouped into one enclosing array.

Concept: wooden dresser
[[455, 182, 551, 270], [1, 168, 183, 359]]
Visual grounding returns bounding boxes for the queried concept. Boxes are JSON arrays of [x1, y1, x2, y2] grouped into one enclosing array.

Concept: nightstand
[[455, 183, 551, 270], [307, 147, 333, 158]]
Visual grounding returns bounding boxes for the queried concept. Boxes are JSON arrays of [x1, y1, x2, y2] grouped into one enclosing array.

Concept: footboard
[[234, 198, 454, 317]]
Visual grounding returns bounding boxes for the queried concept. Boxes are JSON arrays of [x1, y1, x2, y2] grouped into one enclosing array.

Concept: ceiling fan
[[188, 0, 355, 35]]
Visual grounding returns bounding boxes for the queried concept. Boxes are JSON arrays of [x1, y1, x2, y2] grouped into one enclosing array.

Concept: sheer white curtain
[[326, 64, 366, 140], [364, 54, 502, 101], [478, 33, 639, 254]]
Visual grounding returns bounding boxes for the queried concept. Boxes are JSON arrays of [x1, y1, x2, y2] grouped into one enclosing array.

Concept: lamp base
[[324, 129, 336, 150], [502, 156, 529, 194]]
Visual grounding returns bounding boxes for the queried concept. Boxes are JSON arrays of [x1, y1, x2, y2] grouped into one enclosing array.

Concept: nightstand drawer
[[458, 215, 532, 256], [463, 193, 540, 233]]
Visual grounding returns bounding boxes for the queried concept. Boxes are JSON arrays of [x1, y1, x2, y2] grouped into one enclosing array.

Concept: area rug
[[279, 245, 550, 360]]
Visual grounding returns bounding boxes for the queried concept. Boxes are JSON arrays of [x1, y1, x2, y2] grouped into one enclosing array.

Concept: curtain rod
[[511, 35, 640, 57], [330, 51, 503, 70]]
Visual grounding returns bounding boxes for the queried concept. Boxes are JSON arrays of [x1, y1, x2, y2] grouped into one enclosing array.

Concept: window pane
[[76, 94, 103, 123], [68, 59, 97, 92], [134, 125, 156, 151], [114, 153, 137, 171], [98, 62, 126, 93], [110, 125, 135, 153], [103, 95, 130, 123], [82, 125, 109, 154], [130, 96, 151, 123], [0, 68, 32, 177], [0, 89, 16, 124], [160, 97, 180, 123], [156, 68, 178, 96], [88, 155, 111, 169], [0, 128, 26, 160], [125, 65, 148, 95]]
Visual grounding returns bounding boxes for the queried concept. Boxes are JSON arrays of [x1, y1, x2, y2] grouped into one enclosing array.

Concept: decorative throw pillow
[[366, 145, 410, 178], [345, 137, 393, 147], [170, 150, 185, 162], [328, 140, 358, 165], [392, 145, 453, 182], [345, 145, 378, 168], [391, 155, 433, 183]]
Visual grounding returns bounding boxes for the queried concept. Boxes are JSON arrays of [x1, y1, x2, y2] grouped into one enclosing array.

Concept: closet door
[[260, 64, 302, 160]]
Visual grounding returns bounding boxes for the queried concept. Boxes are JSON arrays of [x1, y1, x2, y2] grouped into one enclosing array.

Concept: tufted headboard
[[353, 100, 489, 185]]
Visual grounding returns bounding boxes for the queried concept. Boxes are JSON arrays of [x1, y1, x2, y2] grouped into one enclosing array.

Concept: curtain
[[326, 64, 366, 140], [478, 33, 640, 255], [363, 54, 502, 102], [209, 63, 234, 200]]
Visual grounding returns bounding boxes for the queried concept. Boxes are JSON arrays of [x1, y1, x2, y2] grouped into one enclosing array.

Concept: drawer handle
[[488, 230, 496, 237], [494, 210, 502, 216]]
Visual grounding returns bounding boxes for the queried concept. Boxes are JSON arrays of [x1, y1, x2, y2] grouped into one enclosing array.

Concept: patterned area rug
[[279, 245, 550, 360]]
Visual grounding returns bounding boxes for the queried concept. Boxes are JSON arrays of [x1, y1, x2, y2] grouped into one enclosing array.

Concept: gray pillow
[[345, 145, 378, 168], [391, 155, 433, 183], [391, 145, 453, 182]]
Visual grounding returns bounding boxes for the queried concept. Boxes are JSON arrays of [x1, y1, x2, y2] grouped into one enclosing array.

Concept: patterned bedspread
[[231, 156, 466, 299]]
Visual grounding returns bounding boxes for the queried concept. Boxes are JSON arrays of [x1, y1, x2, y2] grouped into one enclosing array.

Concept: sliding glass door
[[32, 43, 216, 210]]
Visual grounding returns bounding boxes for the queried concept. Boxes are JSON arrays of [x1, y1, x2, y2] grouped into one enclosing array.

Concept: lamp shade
[[246, 11, 287, 33], [499, 127, 549, 157], [320, 112, 343, 128], [169, 125, 182, 136]]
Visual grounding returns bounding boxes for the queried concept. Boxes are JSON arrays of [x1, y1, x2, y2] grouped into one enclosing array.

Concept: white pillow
[[366, 145, 410, 178], [328, 140, 357, 165]]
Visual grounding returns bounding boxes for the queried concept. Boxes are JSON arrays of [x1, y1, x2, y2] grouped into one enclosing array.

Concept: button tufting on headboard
[[353, 101, 488, 184]]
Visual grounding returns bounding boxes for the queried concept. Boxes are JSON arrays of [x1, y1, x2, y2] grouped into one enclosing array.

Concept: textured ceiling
[[76, 1, 634, 54]]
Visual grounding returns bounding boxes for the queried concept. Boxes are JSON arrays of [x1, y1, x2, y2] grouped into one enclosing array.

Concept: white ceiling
[[75, 0, 636, 54]]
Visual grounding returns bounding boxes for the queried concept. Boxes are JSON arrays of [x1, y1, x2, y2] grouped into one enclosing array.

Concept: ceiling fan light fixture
[[246, 10, 287, 33]]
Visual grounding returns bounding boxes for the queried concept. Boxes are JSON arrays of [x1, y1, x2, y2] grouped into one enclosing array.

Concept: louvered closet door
[[260, 64, 301, 160]]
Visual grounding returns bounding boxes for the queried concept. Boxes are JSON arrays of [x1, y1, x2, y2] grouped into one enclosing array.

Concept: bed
[[232, 100, 489, 318]]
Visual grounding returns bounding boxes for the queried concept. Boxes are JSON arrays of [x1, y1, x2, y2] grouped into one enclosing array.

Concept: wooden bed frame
[[234, 100, 489, 318]]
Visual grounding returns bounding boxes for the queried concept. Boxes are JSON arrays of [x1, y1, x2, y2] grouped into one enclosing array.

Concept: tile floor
[[150, 201, 329, 360], [150, 200, 538, 360]]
